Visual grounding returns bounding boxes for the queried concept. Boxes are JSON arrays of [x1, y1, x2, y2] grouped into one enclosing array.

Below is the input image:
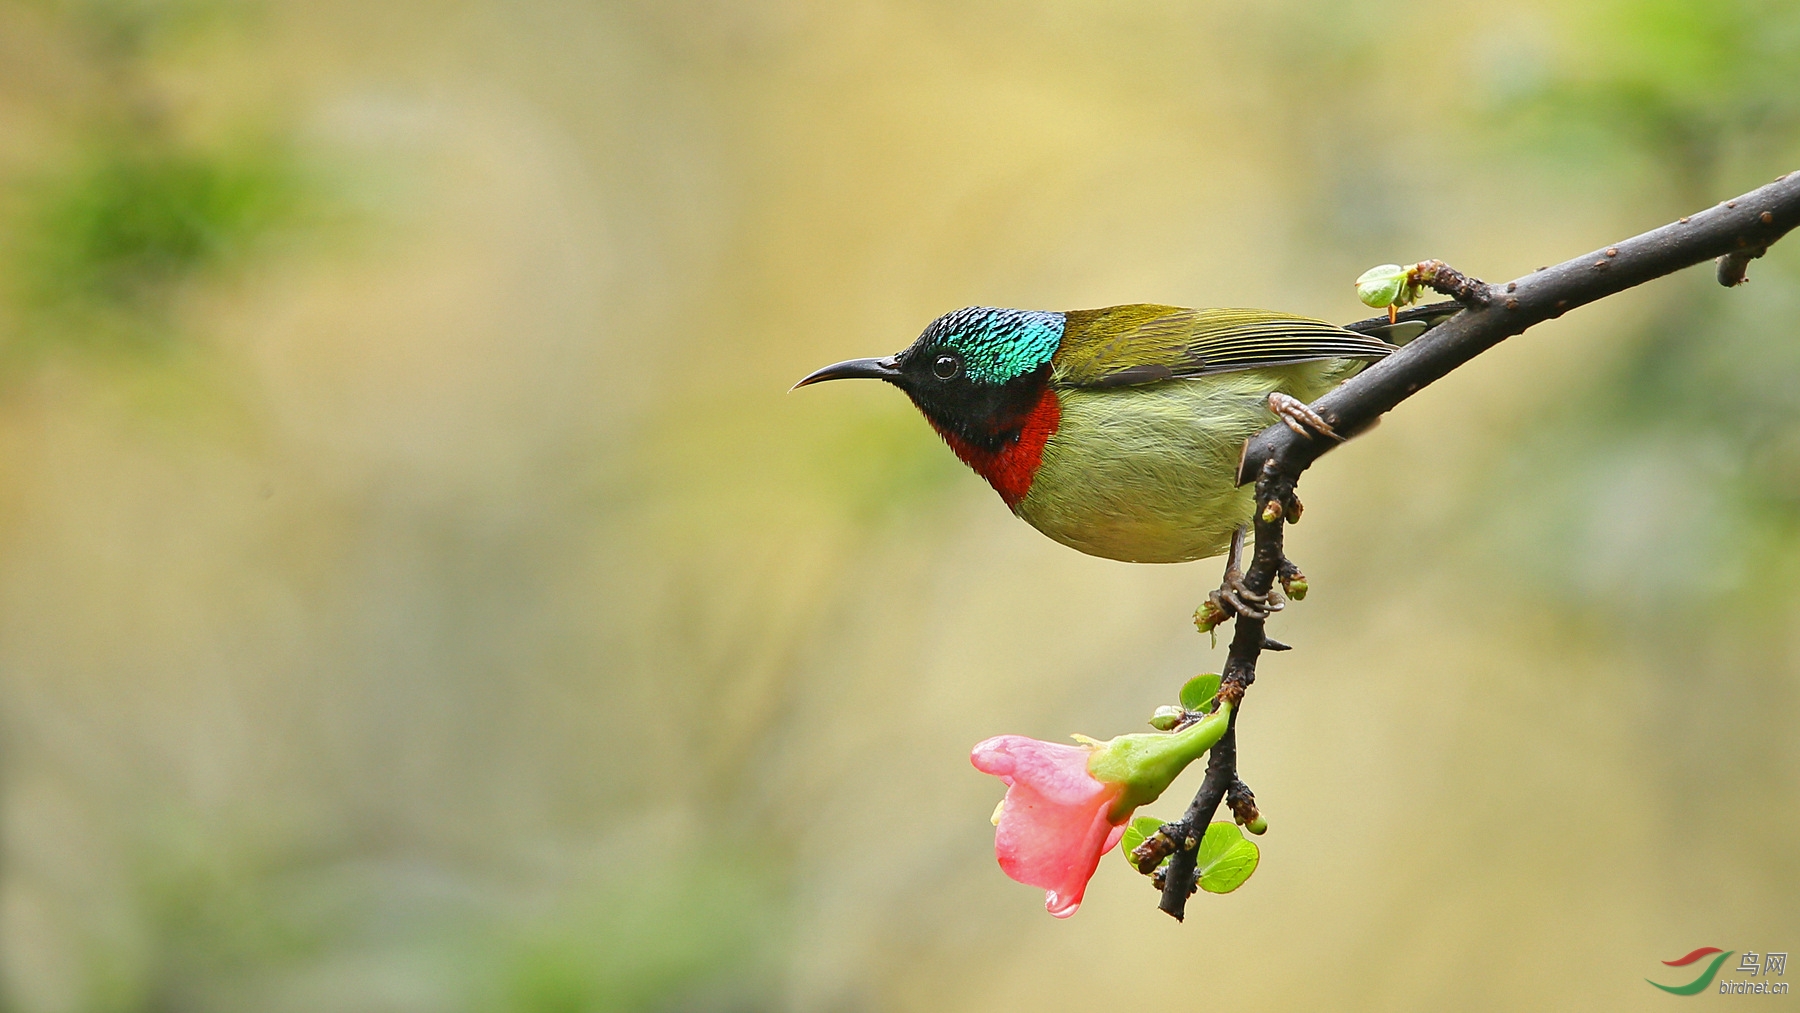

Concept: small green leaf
[[1355, 263, 1407, 308], [1179, 674, 1221, 713], [1196, 822, 1260, 893], [1119, 815, 1167, 865]]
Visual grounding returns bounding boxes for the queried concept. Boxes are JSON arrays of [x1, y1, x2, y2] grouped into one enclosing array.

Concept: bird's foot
[[1267, 392, 1344, 442], [1195, 526, 1282, 637]]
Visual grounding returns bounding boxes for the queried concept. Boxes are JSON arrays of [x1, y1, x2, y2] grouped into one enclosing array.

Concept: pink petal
[[970, 735, 1097, 804], [1103, 823, 1127, 853], [972, 735, 1130, 917]]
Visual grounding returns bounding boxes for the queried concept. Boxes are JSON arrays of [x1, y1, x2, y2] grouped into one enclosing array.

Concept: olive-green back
[[1050, 304, 1396, 388]]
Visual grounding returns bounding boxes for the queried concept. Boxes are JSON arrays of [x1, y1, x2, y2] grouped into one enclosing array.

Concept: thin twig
[[1157, 463, 1288, 916]]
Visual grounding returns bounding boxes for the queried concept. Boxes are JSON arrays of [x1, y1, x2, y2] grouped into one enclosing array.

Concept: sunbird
[[796, 304, 1430, 566]]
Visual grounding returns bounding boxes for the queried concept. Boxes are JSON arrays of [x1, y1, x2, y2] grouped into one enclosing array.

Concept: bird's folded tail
[[1341, 300, 1462, 347]]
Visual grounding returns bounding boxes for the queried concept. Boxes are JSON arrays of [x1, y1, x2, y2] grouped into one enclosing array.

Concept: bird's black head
[[795, 307, 1065, 452]]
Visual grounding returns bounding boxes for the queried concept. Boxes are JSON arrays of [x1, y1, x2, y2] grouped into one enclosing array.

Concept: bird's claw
[[1268, 392, 1344, 442], [1210, 573, 1282, 622], [1197, 526, 1283, 634]]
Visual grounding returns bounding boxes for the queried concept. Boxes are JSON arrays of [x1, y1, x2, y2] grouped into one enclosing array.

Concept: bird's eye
[[932, 352, 962, 380]]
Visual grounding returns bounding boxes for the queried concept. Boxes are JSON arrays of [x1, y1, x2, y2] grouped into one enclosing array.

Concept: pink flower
[[970, 703, 1232, 917], [971, 735, 1128, 918]]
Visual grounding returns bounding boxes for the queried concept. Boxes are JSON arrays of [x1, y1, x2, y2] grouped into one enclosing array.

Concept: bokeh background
[[0, 1, 1796, 1010]]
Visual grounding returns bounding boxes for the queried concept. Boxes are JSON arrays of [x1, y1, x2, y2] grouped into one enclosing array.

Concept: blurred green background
[[0, 1, 1795, 1010]]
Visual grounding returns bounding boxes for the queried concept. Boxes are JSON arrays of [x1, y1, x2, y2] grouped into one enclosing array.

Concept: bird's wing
[[1051, 304, 1396, 388]]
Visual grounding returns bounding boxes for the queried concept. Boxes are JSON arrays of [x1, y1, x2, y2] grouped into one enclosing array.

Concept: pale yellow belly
[[1013, 364, 1349, 563]]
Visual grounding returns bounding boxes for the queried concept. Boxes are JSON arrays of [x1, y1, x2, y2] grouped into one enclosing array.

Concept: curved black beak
[[791, 356, 902, 390]]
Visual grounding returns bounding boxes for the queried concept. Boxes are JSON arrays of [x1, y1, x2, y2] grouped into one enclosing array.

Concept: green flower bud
[[1356, 263, 1405, 307], [1148, 705, 1184, 731], [1356, 263, 1422, 309], [1194, 600, 1227, 634], [1246, 814, 1268, 835]]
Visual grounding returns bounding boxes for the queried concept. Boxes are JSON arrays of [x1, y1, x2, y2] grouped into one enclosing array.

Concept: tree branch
[[1154, 168, 1800, 921], [1238, 170, 1800, 485]]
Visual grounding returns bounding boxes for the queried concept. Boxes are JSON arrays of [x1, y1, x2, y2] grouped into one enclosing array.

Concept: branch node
[[1410, 259, 1492, 307], [1130, 830, 1178, 874], [1226, 778, 1261, 829], [1718, 247, 1768, 287]]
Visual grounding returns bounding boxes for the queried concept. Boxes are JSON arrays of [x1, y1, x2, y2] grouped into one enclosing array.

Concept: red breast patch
[[927, 385, 1061, 508]]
